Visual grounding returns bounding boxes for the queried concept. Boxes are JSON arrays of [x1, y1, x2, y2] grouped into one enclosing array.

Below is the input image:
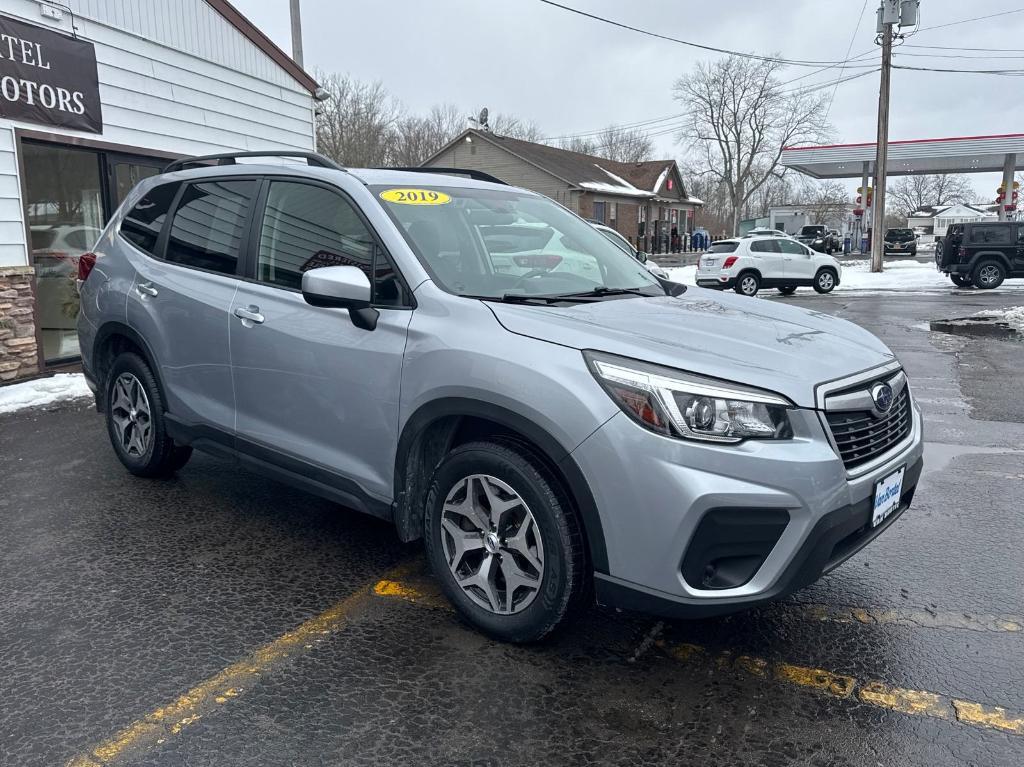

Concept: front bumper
[[573, 392, 924, 617]]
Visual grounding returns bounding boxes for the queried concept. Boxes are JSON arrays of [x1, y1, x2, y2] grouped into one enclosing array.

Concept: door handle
[[234, 305, 265, 325], [137, 281, 158, 297]]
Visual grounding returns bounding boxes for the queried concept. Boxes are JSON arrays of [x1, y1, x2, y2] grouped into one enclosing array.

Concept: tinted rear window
[[708, 241, 738, 254], [165, 180, 254, 275], [121, 182, 180, 256], [968, 224, 1012, 245]]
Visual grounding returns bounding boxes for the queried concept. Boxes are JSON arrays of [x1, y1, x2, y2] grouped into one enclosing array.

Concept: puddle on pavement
[[929, 316, 1022, 342]]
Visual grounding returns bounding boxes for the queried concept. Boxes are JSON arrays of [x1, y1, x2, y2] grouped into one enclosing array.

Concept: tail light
[[513, 254, 562, 269], [78, 252, 97, 281], [722, 256, 739, 269]]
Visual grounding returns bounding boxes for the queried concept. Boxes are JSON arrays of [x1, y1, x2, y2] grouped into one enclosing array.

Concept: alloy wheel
[[740, 276, 758, 295], [110, 373, 153, 457], [818, 272, 835, 290], [978, 264, 1000, 288], [440, 474, 544, 615]]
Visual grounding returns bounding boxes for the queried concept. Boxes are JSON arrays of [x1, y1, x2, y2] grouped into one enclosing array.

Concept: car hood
[[486, 288, 895, 408]]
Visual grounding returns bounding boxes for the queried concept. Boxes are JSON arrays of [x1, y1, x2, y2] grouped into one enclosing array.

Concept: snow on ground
[[0, 373, 92, 415], [974, 305, 1024, 330], [667, 259, 977, 294]]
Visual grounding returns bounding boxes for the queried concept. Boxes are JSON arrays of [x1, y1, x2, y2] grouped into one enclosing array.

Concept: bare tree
[[887, 174, 976, 215], [314, 72, 402, 167], [795, 179, 849, 225], [592, 125, 655, 163], [558, 135, 598, 155], [391, 103, 464, 166], [491, 113, 545, 142], [673, 55, 833, 234]]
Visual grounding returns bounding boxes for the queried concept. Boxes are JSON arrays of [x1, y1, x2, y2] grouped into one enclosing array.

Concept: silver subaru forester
[[77, 152, 923, 642]]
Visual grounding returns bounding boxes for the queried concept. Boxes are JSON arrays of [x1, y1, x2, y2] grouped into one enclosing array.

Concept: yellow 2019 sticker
[[379, 188, 451, 205]]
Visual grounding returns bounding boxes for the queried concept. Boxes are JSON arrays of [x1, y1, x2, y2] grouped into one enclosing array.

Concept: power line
[[903, 43, 1024, 52], [914, 6, 1024, 33], [826, 0, 871, 120], [895, 50, 1024, 59], [536, 0, 868, 68], [541, 113, 686, 142], [893, 63, 1024, 75]]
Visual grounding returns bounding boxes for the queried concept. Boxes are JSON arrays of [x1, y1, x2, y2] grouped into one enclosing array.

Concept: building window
[[609, 202, 617, 227], [22, 142, 104, 364], [593, 201, 606, 224]]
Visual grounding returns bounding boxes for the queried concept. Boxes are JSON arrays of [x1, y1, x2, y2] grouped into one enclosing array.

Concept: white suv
[[696, 236, 842, 297]]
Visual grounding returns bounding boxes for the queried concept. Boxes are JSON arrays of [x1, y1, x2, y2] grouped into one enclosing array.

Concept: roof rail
[[163, 151, 344, 174], [380, 166, 508, 185]]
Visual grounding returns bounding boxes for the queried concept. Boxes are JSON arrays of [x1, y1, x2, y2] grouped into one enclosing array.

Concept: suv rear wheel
[[734, 271, 760, 297], [950, 274, 973, 288], [972, 259, 1005, 290], [423, 440, 587, 642], [105, 352, 192, 477]]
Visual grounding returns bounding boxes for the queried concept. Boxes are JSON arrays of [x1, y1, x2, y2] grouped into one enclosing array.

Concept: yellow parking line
[[66, 562, 420, 767], [797, 604, 1023, 633], [658, 640, 1024, 735]]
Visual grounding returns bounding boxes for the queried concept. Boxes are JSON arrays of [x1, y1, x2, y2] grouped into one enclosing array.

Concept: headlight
[[813, 238, 823, 244], [585, 351, 793, 443]]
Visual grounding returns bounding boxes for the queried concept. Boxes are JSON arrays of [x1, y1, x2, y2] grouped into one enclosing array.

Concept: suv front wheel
[[972, 259, 1006, 290], [814, 268, 838, 294], [424, 440, 587, 642], [105, 352, 192, 477]]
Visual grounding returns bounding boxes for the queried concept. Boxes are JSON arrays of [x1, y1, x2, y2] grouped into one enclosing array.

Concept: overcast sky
[[234, 0, 1024, 195]]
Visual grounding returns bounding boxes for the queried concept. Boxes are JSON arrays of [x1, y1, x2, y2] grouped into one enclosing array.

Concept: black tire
[[423, 440, 588, 643], [105, 352, 191, 477], [813, 268, 838, 294], [972, 259, 1005, 290], [950, 274, 973, 288], [777, 286, 798, 295], [733, 271, 760, 297]]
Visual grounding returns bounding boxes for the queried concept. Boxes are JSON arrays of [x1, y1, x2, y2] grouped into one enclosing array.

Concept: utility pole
[[289, 0, 304, 67], [870, 1, 896, 273]]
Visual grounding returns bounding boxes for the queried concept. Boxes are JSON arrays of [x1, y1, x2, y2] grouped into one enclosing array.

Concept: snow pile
[[579, 164, 654, 198], [974, 305, 1024, 331], [0, 373, 92, 414]]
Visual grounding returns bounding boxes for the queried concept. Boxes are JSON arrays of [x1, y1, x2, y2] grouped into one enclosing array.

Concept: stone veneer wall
[[0, 266, 39, 382]]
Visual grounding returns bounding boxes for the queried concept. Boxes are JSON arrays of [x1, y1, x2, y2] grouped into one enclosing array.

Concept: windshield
[[598, 228, 636, 257], [886, 228, 914, 239], [374, 184, 662, 299], [799, 226, 825, 237]]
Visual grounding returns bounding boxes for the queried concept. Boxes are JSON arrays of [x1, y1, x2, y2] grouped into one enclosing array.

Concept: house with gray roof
[[420, 129, 702, 252]]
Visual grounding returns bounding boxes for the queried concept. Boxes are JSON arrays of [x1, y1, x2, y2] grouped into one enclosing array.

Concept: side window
[[778, 239, 809, 256], [1018, 225, 1024, 245], [750, 240, 779, 253], [165, 180, 253, 275], [120, 182, 180, 256], [968, 225, 1011, 245], [258, 181, 407, 306]]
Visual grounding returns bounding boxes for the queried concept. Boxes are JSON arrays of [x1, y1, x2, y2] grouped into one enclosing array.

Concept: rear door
[[748, 239, 783, 278], [124, 177, 256, 437], [778, 238, 817, 282], [228, 178, 414, 508]]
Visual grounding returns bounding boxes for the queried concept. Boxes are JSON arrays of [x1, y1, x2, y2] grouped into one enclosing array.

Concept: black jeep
[[935, 221, 1024, 289]]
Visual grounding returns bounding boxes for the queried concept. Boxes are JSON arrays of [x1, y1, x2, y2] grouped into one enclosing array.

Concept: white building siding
[[0, 0, 315, 266]]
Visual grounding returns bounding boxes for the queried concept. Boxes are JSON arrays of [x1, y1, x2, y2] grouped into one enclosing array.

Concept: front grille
[[825, 380, 912, 469]]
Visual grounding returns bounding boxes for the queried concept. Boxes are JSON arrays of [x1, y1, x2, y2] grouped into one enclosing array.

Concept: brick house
[[421, 129, 702, 252]]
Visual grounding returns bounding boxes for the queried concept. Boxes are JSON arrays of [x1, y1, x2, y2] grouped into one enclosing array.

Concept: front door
[[1016, 224, 1024, 272], [778, 239, 818, 282], [125, 177, 256, 435], [229, 179, 413, 508]]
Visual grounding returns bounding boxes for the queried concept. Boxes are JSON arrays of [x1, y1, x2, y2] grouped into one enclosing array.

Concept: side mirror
[[302, 265, 378, 330], [636, 251, 649, 263]]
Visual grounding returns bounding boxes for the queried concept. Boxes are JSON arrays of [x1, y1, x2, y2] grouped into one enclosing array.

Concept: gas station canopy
[[780, 133, 1024, 179]]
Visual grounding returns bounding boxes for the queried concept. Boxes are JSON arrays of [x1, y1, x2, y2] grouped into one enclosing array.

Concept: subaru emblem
[[871, 382, 894, 413]]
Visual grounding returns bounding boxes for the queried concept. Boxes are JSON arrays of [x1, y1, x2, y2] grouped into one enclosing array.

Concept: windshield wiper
[[462, 293, 574, 304], [552, 286, 654, 299]]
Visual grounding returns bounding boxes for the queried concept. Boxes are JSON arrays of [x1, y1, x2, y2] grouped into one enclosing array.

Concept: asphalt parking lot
[[3, 288, 1024, 767]]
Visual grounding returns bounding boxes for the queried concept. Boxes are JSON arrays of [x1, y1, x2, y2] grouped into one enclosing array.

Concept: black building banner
[[0, 15, 102, 133]]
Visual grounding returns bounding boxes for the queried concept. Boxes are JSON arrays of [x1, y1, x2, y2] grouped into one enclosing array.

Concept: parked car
[[883, 228, 918, 257], [795, 225, 840, 254], [695, 236, 842, 296], [77, 152, 922, 642], [592, 223, 669, 279], [935, 221, 1024, 288], [744, 227, 792, 238]]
